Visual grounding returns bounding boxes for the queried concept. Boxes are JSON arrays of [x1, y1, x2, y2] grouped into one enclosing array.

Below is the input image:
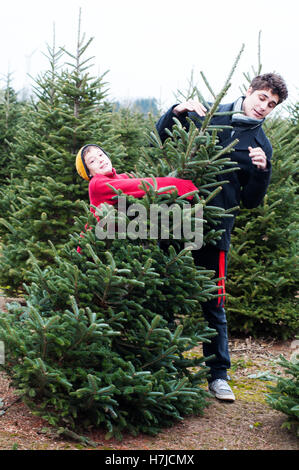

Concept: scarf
[[231, 96, 264, 136]]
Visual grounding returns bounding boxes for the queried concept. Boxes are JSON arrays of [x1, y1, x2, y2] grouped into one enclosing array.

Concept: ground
[[0, 296, 298, 451]]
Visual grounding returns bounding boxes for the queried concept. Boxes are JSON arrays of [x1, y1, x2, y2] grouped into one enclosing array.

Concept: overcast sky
[[1, 0, 298, 110]]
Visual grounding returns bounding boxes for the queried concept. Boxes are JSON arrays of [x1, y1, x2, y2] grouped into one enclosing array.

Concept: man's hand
[[173, 99, 207, 117], [248, 146, 268, 170]]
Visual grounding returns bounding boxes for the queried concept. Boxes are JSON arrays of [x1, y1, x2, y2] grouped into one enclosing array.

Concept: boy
[[76, 144, 200, 252], [76, 144, 198, 211]]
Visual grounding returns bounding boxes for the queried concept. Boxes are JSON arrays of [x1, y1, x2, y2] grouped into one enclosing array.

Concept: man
[[156, 73, 288, 401]]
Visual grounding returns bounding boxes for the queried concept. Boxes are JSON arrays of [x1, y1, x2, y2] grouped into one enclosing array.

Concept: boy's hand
[[248, 146, 267, 170], [173, 99, 207, 117]]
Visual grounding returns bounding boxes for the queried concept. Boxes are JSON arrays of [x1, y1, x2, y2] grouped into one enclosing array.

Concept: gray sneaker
[[209, 379, 235, 401]]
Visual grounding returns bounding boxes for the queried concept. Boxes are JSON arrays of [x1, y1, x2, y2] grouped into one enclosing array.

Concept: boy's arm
[[90, 178, 149, 205], [90, 176, 198, 206]]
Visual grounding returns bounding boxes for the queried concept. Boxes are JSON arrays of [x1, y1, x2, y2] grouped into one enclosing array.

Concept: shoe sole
[[209, 390, 235, 402]]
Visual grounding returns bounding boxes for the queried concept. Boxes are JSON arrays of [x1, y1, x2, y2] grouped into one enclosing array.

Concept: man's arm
[[240, 144, 272, 209], [248, 146, 268, 170], [156, 99, 207, 144], [173, 100, 207, 117]]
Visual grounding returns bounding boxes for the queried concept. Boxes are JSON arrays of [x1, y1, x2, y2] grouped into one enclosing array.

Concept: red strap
[[217, 251, 226, 307]]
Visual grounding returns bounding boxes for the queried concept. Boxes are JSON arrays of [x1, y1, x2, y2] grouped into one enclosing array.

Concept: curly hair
[[250, 73, 288, 104]]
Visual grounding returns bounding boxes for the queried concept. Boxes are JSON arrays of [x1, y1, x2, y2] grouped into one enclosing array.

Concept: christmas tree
[[111, 105, 151, 174], [0, 49, 243, 439], [0, 203, 218, 440], [0, 73, 24, 185], [266, 337, 299, 437], [0, 17, 128, 293]]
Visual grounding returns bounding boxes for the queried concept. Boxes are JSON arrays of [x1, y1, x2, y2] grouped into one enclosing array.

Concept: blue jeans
[[192, 246, 231, 382]]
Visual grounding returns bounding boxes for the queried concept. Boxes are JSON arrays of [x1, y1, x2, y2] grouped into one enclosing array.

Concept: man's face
[[242, 87, 279, 119], [84, 147, 113, 176]]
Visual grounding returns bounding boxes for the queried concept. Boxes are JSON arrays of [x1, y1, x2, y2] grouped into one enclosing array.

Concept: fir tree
[[0, 19, 126, 293], [265, 337, 299, 437], [0, 190, 218, 440], [138, 48, 244, 247], [0, 56, 243, 439], [0, 73, 24, 185], [110, 106, 151, 173]]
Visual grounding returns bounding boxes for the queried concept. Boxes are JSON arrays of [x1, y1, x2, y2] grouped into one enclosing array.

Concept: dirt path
[[0, 296, 298, 450]]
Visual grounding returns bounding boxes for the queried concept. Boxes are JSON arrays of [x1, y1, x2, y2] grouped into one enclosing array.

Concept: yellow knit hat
[[76, 145, 91, 181], [76, 144, 110, 180]]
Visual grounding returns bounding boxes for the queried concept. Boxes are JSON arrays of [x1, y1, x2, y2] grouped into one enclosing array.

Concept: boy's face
[[242, 87, 279, 119], [84, 147, 113, 176]]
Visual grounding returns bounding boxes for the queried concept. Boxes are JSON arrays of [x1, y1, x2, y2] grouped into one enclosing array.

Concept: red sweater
[[77, 170, 197, 253], [88, 169, 197, 210]]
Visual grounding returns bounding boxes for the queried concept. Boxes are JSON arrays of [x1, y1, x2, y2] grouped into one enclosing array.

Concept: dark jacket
[[156, 101, 272, 251]]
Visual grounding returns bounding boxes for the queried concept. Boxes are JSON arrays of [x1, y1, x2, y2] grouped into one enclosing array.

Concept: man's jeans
[[192, 245, 231, 382]]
